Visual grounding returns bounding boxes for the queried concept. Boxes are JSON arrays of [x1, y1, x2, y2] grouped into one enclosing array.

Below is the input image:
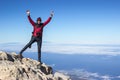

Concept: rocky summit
[[0, 51, 71, 80]]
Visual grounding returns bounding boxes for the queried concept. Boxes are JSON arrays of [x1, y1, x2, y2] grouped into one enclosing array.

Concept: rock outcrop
[[0, 51, 71, 80]]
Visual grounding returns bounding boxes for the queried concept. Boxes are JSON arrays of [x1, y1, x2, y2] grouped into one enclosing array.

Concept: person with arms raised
[[19, 10, 54, 62]]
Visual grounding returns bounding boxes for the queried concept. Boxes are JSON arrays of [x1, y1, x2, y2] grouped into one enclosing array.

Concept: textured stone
[[0, 51, 71, 80]]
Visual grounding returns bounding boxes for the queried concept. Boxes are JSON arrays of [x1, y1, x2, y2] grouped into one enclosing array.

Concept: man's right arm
[[26, 10, 35, 26]]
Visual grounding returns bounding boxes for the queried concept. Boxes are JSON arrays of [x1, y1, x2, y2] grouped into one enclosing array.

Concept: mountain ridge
[[0, 51, 71, 80]]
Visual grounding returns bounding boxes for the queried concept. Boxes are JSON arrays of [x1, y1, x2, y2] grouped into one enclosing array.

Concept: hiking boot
[[19, 53, 24, 58], [29, 45, 31, 48], [15, 53, 23, 62]]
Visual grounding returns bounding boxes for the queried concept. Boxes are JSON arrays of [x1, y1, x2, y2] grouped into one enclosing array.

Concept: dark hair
[[37, 17, 42, 21]]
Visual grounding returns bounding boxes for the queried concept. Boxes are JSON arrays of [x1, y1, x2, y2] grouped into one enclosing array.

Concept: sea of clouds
[[58, 69, 120, 80], [0, 42, 120, 55]]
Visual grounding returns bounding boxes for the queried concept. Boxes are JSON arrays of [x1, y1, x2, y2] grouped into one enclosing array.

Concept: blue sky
[[0, 0, 120, 45]]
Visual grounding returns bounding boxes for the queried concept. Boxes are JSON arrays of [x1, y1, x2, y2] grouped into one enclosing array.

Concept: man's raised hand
[[26, 10, 30, 16], [50, 11, 54, 17]]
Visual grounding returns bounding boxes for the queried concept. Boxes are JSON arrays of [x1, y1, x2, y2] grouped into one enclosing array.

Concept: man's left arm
[[43, 11, 54, 26]]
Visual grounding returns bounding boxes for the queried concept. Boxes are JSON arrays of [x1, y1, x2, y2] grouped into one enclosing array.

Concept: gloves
[[50, 11, 54, 17], [26, 10, 30, 16]]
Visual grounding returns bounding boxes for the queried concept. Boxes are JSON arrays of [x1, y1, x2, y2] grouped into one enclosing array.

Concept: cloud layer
[[59, 69, 120, 80], [0, 42, 120, 55]]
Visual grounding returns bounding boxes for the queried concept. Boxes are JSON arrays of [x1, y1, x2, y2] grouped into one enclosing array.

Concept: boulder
[[0, 51, 71, 80]]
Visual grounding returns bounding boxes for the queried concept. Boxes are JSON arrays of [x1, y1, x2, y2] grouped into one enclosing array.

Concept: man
[[19, 10, 54, 62]]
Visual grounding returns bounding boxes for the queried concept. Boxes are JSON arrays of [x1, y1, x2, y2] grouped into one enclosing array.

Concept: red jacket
[[28, 15, 51, 37]]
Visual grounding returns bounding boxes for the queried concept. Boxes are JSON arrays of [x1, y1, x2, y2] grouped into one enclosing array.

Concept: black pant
[[20, 36, 42, 62]]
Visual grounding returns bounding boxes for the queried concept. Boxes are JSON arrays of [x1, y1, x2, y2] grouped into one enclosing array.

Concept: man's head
[[37, 17, 42, 24]]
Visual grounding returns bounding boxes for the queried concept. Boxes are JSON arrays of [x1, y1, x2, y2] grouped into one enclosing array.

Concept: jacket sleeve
[[28, 15, 35, 27], [43, 17, 52, 27]]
